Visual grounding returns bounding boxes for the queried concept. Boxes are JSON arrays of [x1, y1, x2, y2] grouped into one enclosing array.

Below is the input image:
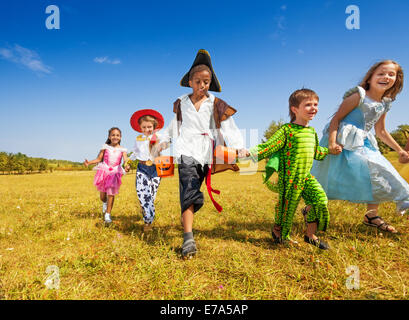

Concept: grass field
[[0, 153, 408, 300]]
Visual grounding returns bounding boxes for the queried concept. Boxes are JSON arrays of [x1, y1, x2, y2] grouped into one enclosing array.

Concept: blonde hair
[[359, 60, 404, 100], [288, 89, 319, 122], [138, 115, 158, 129]]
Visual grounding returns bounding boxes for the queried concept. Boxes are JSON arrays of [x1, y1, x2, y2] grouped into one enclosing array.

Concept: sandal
[[363, 213, 398, 234], [271, 225, 282, 244]]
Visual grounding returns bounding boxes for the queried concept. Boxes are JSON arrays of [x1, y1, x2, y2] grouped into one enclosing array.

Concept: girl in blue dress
[[311, 60, 409, 233]]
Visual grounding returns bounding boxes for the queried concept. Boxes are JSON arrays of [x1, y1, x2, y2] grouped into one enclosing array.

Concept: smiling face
[[188, 70, 211, 97], [140, 120, 155, 137], [368, 63, 398, 94], [108, 129, 121, 146], [291, 98, 319, 126]]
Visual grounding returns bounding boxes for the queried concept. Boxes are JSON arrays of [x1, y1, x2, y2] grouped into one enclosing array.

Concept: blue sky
[[1, 0, 408, 162]]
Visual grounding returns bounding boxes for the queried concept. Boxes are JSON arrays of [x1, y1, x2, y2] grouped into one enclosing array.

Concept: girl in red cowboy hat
[[129, 109, 165, 232], [84, 127, 130, 225]]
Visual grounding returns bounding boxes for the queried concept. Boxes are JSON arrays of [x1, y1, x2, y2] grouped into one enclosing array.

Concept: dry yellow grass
[[1, 156, 409, 300]]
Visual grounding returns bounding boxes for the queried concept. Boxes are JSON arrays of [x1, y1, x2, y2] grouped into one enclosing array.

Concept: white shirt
[[129, 133, 161, 161], [161, 93, 244, 165]]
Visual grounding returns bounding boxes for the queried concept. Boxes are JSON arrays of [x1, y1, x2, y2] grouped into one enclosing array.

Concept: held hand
[[125, 165, 131, 172], [329, 143, 343, 155], [83, 159, 89, 167], [238, 148, 250, 158], [399, 150, 409, 163], [156, 142, 168, 153]]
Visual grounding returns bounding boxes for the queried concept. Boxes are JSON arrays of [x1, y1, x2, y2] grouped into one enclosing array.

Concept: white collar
[[179, 92, 215, 103]]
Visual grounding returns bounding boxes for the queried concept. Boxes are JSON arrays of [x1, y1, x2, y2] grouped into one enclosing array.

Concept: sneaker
[[104, 213, 112, 225], [181, 239, 197, 258]]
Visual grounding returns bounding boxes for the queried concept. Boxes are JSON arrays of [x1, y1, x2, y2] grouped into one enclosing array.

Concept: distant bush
[[0, 151, 85, 175]]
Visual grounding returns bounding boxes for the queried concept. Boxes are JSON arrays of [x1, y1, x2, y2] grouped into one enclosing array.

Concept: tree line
[[0, 151, 141, 175], [0, 152, 85, 175]]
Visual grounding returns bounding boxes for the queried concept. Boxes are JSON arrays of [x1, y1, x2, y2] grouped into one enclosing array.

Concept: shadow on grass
[[292, 219, 402, 243], [71, 209, 403, 254]]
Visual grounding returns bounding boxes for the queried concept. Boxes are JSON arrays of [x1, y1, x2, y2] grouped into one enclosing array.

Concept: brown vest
[[173, 97, 240, 174]]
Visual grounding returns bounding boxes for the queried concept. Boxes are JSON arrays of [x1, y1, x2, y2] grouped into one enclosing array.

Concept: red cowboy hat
[[130, 109, 165, 132]]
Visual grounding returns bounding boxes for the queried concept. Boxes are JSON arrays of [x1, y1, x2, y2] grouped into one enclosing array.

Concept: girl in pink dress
[[84, 127, 130, 225]]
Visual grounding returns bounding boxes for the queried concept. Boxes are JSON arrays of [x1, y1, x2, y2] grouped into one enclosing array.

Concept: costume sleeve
[[219, 116, 244, 149], [314, 131, 328, 161], [249, 125, 286, 162], [128, 139, 139, 161], [160, 115, 178, 145]]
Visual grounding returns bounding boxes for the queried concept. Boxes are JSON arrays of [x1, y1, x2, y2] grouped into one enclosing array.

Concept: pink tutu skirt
[[93, 163, 124, 195]]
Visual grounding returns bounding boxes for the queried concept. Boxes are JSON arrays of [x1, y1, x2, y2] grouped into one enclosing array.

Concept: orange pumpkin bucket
[[154, 156, 174, 178], [214, 145, 238, 164]]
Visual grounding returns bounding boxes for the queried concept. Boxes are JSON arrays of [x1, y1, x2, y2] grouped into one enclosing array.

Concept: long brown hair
[[105, 127, 122, 145], [359, 60, 404, 100]]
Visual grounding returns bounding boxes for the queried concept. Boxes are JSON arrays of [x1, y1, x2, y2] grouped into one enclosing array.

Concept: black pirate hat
[[180, 49, 221, 92]]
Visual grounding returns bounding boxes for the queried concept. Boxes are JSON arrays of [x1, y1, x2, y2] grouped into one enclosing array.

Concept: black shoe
[[304, 235, 330, 250]]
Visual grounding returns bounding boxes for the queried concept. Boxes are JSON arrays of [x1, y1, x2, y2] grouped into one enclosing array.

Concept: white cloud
[[94, 56, 121, 65], [275, 15, 286, 30], [0, 44, 52, 74], [281, 5, 287, 11], [297, 49, 304, 54]]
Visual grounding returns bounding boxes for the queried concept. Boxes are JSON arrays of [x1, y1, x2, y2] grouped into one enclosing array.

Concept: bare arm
[[374, 114, 404, 152], [157, 115, 177, 152], [84, 149, 104, 167], [327, 92, 361, 154], [402, 136, 409, 163], [375, 115, 409, 163], [122, 151, 130, 164], [122, 151, 131, 172]]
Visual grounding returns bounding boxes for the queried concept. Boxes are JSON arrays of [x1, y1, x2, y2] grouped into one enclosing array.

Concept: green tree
[[39, 159, 48, 172], [13, 153, 26, 174], [6, 153, 14, 174], [0, 152, 7, 174], [263, 119, 285, 142]]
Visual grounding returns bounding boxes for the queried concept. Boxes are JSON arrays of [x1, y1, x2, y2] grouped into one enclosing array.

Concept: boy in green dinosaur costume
[[248, 89, 341, 249]]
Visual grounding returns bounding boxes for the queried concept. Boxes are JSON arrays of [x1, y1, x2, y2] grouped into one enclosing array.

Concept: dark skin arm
[[84, 150, 104, 167]]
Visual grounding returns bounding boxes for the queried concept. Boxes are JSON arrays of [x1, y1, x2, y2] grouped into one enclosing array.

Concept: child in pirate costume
[[159, 49, 246, 258], [248, 89, 341, 250], [129, 109, 165, 232]]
